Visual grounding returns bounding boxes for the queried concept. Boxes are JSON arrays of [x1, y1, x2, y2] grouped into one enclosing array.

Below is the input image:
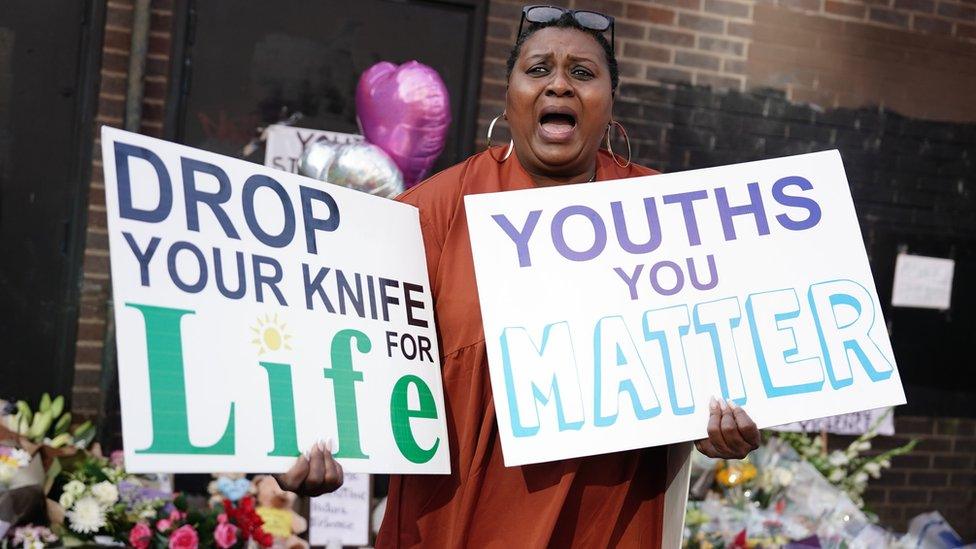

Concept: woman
[[277, 6, 760, 546]]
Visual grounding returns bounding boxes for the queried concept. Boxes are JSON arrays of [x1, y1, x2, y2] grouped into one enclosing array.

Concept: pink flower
[[157, 519, 172, 532], [168, 524, 199, 549], [214, 522, 239, 549], [217, 513, 228, 524], [169, 509, 185, 522], [129, 523, 152, 549]]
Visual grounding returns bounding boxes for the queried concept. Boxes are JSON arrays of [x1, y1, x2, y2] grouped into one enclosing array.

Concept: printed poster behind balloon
[[101, 127, 449, 474], [465, 150, 906, 467]]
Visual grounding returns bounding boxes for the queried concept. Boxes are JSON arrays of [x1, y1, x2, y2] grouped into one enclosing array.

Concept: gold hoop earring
[[605, 120, 632, 168], [487, 113, 514, 163]]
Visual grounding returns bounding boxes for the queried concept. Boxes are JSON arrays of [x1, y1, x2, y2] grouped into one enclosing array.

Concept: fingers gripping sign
[[695, 397, 760, 459], [274, 439, 345, 497]]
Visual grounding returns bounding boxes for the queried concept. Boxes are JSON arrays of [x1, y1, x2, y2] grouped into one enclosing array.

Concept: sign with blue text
[[465, 150, 906, 467], [101, 127, 448, 474]]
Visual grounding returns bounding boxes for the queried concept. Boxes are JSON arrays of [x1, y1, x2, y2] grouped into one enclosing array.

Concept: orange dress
[[377, 149, 667, 548]]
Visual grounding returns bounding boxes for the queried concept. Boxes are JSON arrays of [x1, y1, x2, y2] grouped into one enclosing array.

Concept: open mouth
[[538, 110, 577, 141]]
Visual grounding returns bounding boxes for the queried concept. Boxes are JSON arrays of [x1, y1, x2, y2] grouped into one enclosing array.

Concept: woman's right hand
[[273, 440, 344, 497]]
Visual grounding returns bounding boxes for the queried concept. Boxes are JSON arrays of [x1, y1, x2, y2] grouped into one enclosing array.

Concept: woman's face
[[506, 27, 613, 178]]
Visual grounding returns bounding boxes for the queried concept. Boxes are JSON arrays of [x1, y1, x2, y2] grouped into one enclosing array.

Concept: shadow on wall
[[612, 80, 975, 417]]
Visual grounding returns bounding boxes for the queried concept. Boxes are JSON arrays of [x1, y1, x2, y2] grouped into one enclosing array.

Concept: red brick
[[98, 97, 125, 119], [487, 19, 515, 40], [626, 4, 675, 25], [699, 35, 746, 55], [870, 6, 911, 26], [958, 22, 976, 36], [653, 0, 703, 11], [678, 13, 726, 33], [937, 0, 976, 18], [573, 0, 625, 17], [104, 28, 131, 50], [727, 21, 754, 38], [935, 418, 974, 437], [696, 72, 743, 89], [149, 10, 173, 32], [75, 344, 104, 365], [780, 0, 823, 10], [616, 20, 647, 39], [105, 5, 134, 28], [825, 0, 868, 17], [705, 0, 752, 17], [896, 416, 935, 435], [616, 59, 644, 78], [723, 58, 747, 73], [933, 455, 974, 469], [674, 50, 722, 70], [76, 320, 107, 341], [889, 488, 929, 504], [650, 27, 697, 47], [894, 0, 936, 11], [909, 471, 948, 486], [645, 64, 693, 82], [623, 42, 671, 62], [102, 50, 129, 73]]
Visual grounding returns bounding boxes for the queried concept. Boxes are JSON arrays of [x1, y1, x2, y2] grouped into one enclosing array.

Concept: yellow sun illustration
[[251, 314, 292, 355]]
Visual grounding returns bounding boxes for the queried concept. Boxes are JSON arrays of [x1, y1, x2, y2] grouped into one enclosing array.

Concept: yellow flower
[[715, 461, 757, 487]]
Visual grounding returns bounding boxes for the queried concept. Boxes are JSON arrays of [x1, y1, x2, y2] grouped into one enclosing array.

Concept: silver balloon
[[298, 140, 338, 180], [298, 140, 404, 198]]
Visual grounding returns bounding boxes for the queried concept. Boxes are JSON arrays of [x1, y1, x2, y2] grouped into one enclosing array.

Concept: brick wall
[[71, 0, 174, 420], [834, 416, 976, 538]]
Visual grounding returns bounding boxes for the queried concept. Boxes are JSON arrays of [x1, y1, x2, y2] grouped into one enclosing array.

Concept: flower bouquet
[[127, 495, 274, 549]]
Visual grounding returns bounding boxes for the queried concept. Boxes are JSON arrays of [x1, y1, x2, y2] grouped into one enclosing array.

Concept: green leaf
[[50, 395, 65, 419], [40, 392, 52, 413]]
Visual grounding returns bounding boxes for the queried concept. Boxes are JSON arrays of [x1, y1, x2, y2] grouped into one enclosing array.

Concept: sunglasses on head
[[518, 5, 616, 54]]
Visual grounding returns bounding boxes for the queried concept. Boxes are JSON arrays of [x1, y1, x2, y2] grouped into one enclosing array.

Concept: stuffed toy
[[253, 475, 308, 549]]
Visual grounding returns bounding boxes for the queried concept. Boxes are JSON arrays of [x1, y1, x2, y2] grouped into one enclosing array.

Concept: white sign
[[101, 127, 449, 474], [772, 407, 894, 436], [891, 253, 954, 310], [465, 150, 906, 467], [309, 473, 371, 547], [264, 124, 363, 173]]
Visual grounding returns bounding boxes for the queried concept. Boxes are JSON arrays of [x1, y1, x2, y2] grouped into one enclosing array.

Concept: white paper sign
[[101, 127, 448, 474], [465, 150, 906, 467], [771, 407, 894, 436], [264, 124, 363, 173], [309, 473, 371, 547], [891, 253, 954, 310]]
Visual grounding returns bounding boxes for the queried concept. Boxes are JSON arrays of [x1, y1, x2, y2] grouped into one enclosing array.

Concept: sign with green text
[[101, 127, 449, 474]]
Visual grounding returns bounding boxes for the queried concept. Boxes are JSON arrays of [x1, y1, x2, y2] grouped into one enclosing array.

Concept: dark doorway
[[165, 0, 487, 172], [0, 1, 103, 406]]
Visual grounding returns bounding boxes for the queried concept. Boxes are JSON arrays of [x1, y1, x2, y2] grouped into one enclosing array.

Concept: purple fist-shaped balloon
[[356, 61, 451, 188]]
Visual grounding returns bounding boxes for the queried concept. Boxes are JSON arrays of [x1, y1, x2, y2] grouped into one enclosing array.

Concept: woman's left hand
[[695, 397, 761, 459]]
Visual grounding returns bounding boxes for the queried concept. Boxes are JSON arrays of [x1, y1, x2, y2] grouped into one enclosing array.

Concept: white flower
[[0, 464, 13, 485], [854, 471, 869, 484], [26, 539, 45, 549], [59, 491, 76, 509], [864, 462, 882, 477], [829, 469, 845, 482], [828, 451, 849, 467], [63, 479, 86, 497], [66, 496, 107, 534], [9, 449, 31, 467], [856, 440, 871, 452], [774, 468, 794, 486], [91, 481, 119, 506], [139, 508, 156, 520], [880, 459, 891, 468]]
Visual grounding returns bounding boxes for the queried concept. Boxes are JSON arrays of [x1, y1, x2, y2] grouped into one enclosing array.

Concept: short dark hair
[[505, 12, 619, 93]]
